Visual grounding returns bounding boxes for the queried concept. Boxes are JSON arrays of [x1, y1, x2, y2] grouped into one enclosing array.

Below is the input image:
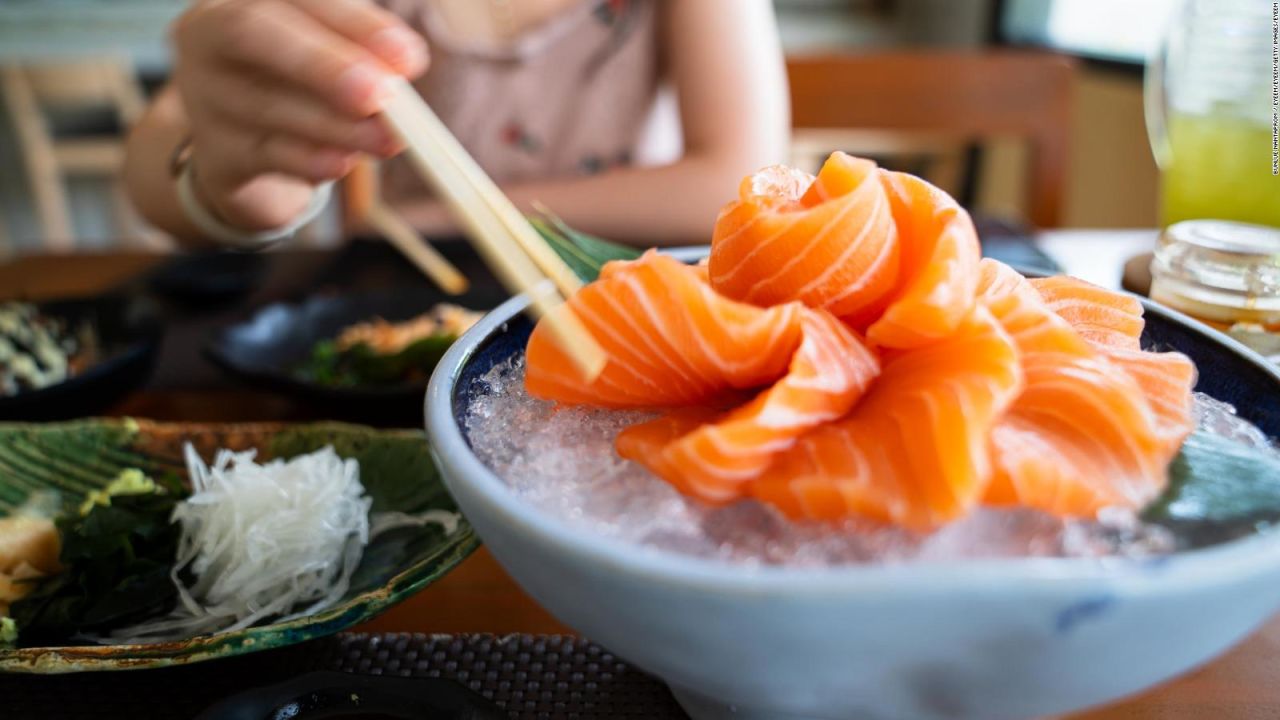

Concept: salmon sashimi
[[1029, 274, 1196, 453], [749, 307, 1023, 530], [616, 309, 879, 504], [1096, 346, 1197, 453], [863, 170, 982, 349], [526, 250, 805, 408], [708, 153, 901, 322], [523, 154, 1204, 529], [976, 260, 1174, 515], [975, 260, 1094, 357], [1029, 275, 1144, 350]]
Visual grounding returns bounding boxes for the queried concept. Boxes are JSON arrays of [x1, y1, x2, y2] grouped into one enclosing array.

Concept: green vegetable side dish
[[0, 419, 479, 673], [298, 335, 459, 387], [10, 470, 184, 648], [295, 304, 484, 388], [293, 211, 638, 389], [0, 301, 99, 397]]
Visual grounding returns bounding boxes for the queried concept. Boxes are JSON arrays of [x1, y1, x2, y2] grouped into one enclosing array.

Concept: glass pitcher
[[1145, 0, 1280, 228]]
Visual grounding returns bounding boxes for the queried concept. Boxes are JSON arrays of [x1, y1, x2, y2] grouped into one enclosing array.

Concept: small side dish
[[0, 302, 98, 397], [1, 442, 457, 650], [0, 421, 479, 673], [297, 304, 482, 387]]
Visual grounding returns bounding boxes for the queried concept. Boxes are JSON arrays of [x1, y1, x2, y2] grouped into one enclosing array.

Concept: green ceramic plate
[[0, 419, 479, 674]]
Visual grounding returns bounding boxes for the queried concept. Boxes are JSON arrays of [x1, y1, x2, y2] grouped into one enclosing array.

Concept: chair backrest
[[1, 58, 153, 252], [25, 58, 145, 124], [786, 51, 1077, 228]]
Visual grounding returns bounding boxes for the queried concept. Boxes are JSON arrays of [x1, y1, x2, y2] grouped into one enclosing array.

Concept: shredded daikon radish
[[106, 444, 457, 643]]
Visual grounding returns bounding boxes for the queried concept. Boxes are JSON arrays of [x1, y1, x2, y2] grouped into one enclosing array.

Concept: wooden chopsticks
[[347, 158, 469, 295], [379, 77, 606, 381], [367, 202, 469, 295]]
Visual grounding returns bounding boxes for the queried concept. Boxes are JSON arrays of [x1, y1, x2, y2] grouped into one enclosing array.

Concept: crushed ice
[[463, 357, 1272, 567], [1192, 392, 1277, 452]]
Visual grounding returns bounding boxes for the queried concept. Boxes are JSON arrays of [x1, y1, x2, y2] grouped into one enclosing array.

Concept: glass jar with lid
[[1150, 220, 1280, 362]]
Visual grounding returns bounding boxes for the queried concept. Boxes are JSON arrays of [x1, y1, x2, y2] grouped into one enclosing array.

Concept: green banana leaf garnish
[[1143, 431, 1280, 548], [529, 208, 641, 283]]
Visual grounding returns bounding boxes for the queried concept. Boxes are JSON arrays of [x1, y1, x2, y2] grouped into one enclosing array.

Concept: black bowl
[[0, 295, 162, 421], [205, 288, 491, 425], [146, 250, 268, 308]]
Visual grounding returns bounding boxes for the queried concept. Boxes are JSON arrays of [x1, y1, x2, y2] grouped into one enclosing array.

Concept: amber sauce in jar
[[1150, 221, 1280, 362]]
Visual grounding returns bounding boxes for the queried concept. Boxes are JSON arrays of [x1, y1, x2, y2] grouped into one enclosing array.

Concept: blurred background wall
[[0, 0, 1165, 252]]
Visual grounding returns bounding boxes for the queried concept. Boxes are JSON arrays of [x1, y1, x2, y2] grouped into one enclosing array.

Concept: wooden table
[[1, 235, 1275, 720]]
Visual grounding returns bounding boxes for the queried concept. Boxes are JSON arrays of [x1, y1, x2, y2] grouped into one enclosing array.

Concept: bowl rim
[[426, 268, 1280, 597]]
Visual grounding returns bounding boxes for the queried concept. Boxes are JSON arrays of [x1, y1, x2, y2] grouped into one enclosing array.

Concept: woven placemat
[[2, 633, 690, 719]]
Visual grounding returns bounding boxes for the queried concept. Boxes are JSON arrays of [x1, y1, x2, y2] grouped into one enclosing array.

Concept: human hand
[[171, 0, 427, 230]]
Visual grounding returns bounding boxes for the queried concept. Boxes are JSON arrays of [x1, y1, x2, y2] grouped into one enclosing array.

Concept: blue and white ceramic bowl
[[426, 288, 1280, 720]]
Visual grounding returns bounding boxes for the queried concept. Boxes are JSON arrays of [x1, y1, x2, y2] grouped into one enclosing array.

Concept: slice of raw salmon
[[749, 307, 1023, 530], [863, 170, 982, 349], [976, 260, 1177, 515], [707, 153, 980, 349], [1030, 274, 1196, 454], [525, 250, 805, 408], [616, 308, 880, 504], [1096, 346, 1197, 454], [1030, 276, 1144, 350], [708, 153, 901, 322]]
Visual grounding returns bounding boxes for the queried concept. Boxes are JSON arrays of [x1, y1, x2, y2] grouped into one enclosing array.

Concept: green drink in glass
[[1161, 114, 1280, 227], [1147, 0, 1279, 228]]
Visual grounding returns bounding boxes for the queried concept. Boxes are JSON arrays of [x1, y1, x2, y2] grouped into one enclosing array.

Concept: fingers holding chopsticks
[[201, 0, 421, 117], [171, 0, 427, 231]]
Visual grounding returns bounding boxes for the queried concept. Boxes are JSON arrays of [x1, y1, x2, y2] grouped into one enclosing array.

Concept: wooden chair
[[786, 50, 1077, 228], [1, 58, 159, 251]]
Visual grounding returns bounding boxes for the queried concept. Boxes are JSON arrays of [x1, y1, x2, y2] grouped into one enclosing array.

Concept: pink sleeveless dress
[[378, 0, 662, 199]]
